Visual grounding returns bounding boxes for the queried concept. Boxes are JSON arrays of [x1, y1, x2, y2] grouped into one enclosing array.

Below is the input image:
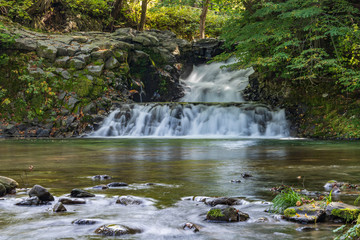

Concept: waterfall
[[91, 61, 289, 138]]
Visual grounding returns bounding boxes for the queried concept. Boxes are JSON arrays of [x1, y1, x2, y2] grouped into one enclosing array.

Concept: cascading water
[[92, 61, 289, 138]]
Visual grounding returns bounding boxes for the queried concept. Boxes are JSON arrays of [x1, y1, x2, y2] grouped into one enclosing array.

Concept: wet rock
[[230, 180, 241, 183], [15, 196, 50, 206], [182, 222, 201, 232], [28, 185, 55, 202], [241, 173, 253, 178], [93, 184, 108, 190], [95, 224, 142, 236], [59, 197, 86, 205], [53, 202, 67, 212], [145, 183, 157, 186], [206, 207, 249, 222], [325, 202, 360, 222], [0, 183, 6, 197], [0, 176, 18, 194], [70, 189, 95, 198], [205, 197, 240, 207], [107, 182, 128, 188], [324, 180, 346, 191], [283, 202, 325, 224], [72, 219, 97, 225], [91, 175, 111, 180], [255, 217, 269, 223], [116, 196, 143, 205], [296, 226, 319, 232]]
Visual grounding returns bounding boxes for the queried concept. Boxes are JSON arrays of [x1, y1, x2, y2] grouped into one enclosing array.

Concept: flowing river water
[[0, 62, 359, 239]]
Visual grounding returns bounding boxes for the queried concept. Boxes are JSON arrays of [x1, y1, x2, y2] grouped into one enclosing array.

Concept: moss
[[284, 208, 297, 217], [207, 209, 224, 218], [332, 208, 360, 223], [74, 77, 93, 97]]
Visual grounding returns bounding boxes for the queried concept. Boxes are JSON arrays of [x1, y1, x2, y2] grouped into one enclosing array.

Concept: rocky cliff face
[[0, 26, 224, 138]]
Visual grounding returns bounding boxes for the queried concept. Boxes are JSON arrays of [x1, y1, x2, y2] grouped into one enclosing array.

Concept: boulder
[[28, 185, 55, 201], [284, 202, 325, 224], [0, 176, 18, 194], [69, 58, 86, 70], [37, 41, 57, 62], [116, 196, 143, 205], [59, 197, 86, 205], [72, 219, 97, 225], [53, 202, 67, 212], [54, 56, 70, 68], [86, 64, 104, 77], [15, 196, 48, 206], [105, 56, 120, 70], [93, 184, 108, 190], [325, 202, 360, 222], [206, 207, 249, 222], [70, 189, 95, 198], [95, 224, 142, 236], [204, 197, 240, 207], [107, 182, 128, 187]]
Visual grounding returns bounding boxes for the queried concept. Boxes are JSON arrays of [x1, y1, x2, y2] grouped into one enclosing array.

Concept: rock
[[324, 180, 346, 191], [242, 173, 253, 178], [284, 202, 326, 224], [204, 197, 240, 207], [70, 189, 95, 198], [83, 103, 97, 115], [105, 56, 120, 70], [206, 207, 249, 222], [15, 196, 47, 206], [53, 202, 67, 212], [0, 183, 6, 197], [107, 182, 128, 188], [14, 38, 38, 51], [113, 50, 127, 63], [91, 50, 112, 60], [91, 175, 111, 180], [325, 202, 360, 222], [59, 197, 86, 205], [71, 36, 89, 43], [95, 224, 142, 236], [116, 196, 143, 205], [86, 64, 104, 77], [93, 185, 108, 190], [296, 226, 319, 232], [28, 185, 55, 202], [74, 54, 91, 64], [182, 222, 201, 232], [69, 58, 86, 70], [67, 96, 79, 109], [72, 219, 97, 225], [54, 56, 70, 68], [230, 180, 242, 183], [255, 217, 269, 223], [37, 41, 57, 62], [0, 176, 19, 194]]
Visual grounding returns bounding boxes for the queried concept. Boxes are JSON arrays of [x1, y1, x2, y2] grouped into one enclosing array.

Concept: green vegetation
[[271, 188, 306, 214], [332, 208, 360, 223], [207, 208, 224, 218]]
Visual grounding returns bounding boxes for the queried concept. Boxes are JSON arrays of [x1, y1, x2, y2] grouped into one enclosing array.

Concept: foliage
[[207, 208, 224, 217], [0, 22, 15, 65], [219, 0, 360, 92], [271, 187, 305, 214], [333, 224, 360, 240]]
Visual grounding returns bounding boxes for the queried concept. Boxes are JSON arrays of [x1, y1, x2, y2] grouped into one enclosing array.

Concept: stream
[[0, 61, 358, 239]]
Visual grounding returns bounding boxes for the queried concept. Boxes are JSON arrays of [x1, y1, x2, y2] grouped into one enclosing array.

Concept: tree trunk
[[111, 0, 123, 20], [138, 0, 148, 31], [199, 0, 210, 39], [27, 0, 55, 15]]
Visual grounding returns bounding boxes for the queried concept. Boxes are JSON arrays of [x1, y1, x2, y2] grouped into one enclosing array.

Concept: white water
[[92, 61, 289, 138]]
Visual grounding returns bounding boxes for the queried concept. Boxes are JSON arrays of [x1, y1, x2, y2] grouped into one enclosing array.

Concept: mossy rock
[[206, 207, 249, 222], [283, 202, 326, 224], [326, 202, 360, 223], [0, 183, 6, 197], [0, 176, 19, 194], [95, 224, 142, 236]]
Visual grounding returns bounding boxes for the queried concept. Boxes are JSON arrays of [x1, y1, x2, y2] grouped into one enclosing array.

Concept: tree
[[138, 0, 149, 31], [199, 0, 210, 39]]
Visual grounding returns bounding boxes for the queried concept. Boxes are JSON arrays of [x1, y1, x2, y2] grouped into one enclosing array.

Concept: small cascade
[[92, 61, 289, 138]]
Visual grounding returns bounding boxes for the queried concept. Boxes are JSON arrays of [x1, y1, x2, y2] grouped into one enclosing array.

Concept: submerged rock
[[59, 197, 86, 205], [53, 202, 67, 212], [28, 185, 55, 202], [92, 184, 108, 190], [72, 219, 97, 225], [0, 176, 19, 194], [116, 196, 144, 205], [241, 173, 253, 178], [70, 189, 95, 198], [95, 224, 142, 236], [91, 175, 111, 180], [325, 202, 360, 222], [230, 180, 242, 183], [182, 222, 201, 232], [107, 182, 128, 188], [283, 202, 325, 224], [206, 207, 249, 222], [205, 197, 240, 207], [15, 196, 51, 206]]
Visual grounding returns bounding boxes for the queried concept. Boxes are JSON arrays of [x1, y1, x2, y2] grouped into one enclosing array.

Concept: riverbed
[[0, 138, 358, 239]]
